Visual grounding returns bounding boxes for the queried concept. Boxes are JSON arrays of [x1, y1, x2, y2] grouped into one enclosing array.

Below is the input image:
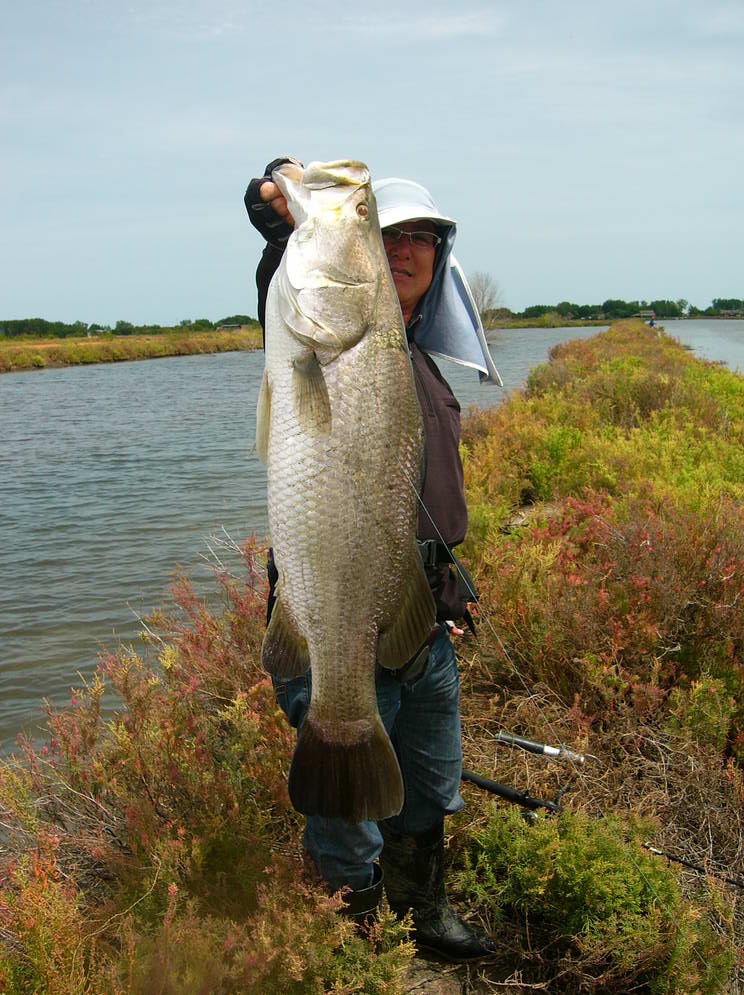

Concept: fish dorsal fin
[[377, 544, 436, 670], [292, 351, 331, 436], [255, 369, 271, 463]]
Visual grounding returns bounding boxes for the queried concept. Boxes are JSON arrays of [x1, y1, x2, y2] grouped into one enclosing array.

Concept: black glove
[[244, 156, 302, 248]]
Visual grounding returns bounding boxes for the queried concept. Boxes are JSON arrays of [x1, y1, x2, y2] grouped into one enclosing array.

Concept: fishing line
[[400, 464, 592, 793], [642, 844, 744, 892], [401, 463, 722, 974]]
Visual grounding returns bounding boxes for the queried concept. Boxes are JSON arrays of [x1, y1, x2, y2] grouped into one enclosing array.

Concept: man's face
[[382, 220, 438, 320]]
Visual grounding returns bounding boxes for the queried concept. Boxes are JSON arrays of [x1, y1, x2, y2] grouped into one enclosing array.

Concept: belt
[[417, 539, 453, 568], [379, 624, 442, 683]]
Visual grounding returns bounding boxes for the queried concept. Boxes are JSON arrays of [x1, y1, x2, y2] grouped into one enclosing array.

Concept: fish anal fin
[[292, 351, 331, 436], [377, 551, 436, 670], [255, 369, 271, 463], [288, 713, 404, 822], [261, 596, 310, 679]]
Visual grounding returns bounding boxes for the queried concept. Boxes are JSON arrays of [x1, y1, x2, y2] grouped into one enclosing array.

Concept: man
[[245, 158, 499, 960]]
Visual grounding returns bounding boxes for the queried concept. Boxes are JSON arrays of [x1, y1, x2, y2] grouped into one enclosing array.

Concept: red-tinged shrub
[[154, 535, 270, 698], [0, 540, 309, 986], [472, 492, 744, 741], [109, 859, 413, 995], [0, 836, 113, 995], [538, 321, 693, 384], [0, 537, 416, 993]]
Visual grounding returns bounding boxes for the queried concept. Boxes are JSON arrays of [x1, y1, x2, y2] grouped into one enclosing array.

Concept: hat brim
[[372, 177, 456, 230], [375, 203, 456, 230]]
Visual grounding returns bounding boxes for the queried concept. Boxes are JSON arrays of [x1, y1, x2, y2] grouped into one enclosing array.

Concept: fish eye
[[356, 203, 369, 219]]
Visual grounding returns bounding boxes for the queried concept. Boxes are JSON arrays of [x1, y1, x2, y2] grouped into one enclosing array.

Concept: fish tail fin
[[377, 544, 436, 670], [289, 712, 403, 822]]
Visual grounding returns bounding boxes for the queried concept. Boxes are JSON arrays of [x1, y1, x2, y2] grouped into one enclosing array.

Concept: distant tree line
[[518, 299, 688, 320], [688, 298, 744, 317], [0, 315, 259, 339], [486, 297, 744, 324], [2, 299, 742, 340]]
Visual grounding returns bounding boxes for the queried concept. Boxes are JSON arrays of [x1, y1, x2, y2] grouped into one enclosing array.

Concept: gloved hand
[[244, 157, 301, 248]]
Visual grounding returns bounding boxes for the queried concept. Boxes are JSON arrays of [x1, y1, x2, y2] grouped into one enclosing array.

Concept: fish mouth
[[303, 160, 370, 190], [273, 160, 370, 228]]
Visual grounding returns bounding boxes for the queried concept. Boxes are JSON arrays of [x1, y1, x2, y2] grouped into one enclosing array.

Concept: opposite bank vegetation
[[1, 320, 743, 993], [0, 326, 263, 374]]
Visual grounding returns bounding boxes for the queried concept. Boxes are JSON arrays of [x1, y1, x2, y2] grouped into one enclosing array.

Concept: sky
[[1, 0, 743, 325]]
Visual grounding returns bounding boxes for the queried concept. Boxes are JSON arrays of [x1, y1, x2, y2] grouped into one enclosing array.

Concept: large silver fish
[[256, 159, 435, 822]]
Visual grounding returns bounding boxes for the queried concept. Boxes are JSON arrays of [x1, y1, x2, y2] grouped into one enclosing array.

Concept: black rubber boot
[[379, 821, 495, 961], [340, 863, 384, 931]]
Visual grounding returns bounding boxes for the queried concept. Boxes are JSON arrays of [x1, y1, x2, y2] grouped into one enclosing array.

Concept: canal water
[[1, 319, 742, 751]]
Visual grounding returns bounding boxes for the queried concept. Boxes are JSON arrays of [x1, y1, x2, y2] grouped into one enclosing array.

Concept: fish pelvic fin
[[261, 596, 310, 679], [289, 712, 404, 822], [255, 369, 271, 463], [292, 351, 331, 435], [377, 548, 437, 670]]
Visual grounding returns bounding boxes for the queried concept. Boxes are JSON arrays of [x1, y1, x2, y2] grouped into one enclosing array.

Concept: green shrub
[[0, 841, 113, 995], [666, 675, 737, 753], [463, 321, 744, 522], [458, 808, 736, 992]]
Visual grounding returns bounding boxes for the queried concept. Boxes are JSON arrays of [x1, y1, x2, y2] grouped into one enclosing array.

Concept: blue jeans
[[273, 627, 464, 891]]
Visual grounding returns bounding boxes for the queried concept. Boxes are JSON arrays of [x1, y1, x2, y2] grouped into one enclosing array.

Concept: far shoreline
[[0, 326, 263, 374], [486, 315, 744, 331], [3, 316, 742, 374]]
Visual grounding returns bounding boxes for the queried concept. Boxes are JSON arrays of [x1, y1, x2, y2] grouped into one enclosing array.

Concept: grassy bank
[[453, 319, 744, 988], [1, 321, 742, 993], [487, 315, 609, 330], [0, 326, 262, 373]]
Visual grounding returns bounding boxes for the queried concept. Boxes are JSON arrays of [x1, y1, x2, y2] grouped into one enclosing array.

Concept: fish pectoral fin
[[261, 596, 310, 679], [289, 711, 404, 822], [255, 369, 271, 463], [292, 351, 332, 436], [377, 551, 437, 670]]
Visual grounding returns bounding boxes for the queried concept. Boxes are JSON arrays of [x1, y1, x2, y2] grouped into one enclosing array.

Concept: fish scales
[[256, 160, 436, 822]]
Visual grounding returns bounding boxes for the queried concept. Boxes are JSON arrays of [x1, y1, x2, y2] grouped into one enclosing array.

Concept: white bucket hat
[[373, 177, 456, 230], [373, 178, 502, 386]]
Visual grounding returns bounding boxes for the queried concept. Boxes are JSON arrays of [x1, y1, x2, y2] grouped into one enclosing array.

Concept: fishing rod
[[461, 731, 582, 816], [406, 468, 590, 819], [461, 768, 568, 816], [642, 844, 744, 892], [494, 731, 586, 766]]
